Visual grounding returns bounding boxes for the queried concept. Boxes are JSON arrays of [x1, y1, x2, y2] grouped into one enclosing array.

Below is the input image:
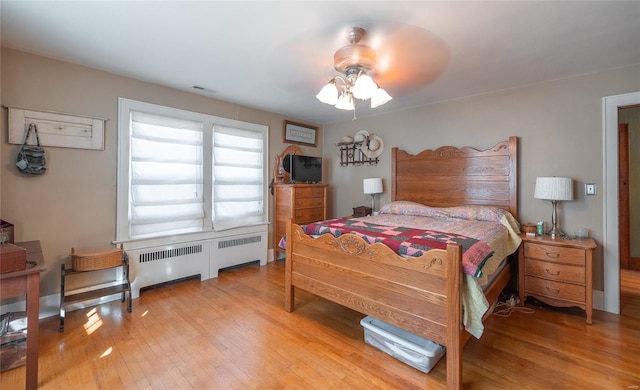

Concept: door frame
[[603, 91, 640, 314], [619, 124, 630, 270]]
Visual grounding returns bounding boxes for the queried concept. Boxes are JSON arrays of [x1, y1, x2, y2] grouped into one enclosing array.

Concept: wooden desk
[[1, 241, 45, 390]]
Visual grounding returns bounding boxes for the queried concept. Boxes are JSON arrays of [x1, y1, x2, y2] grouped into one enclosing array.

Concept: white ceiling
[[2, 1, 639, 125]]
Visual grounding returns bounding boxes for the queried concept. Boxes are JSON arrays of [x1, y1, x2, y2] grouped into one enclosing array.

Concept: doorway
[[603, 92, 640, 314], [618, 106, 640, 318]]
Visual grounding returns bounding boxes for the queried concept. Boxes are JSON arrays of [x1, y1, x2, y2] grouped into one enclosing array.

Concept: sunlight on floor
[[84, 308, 103, 335], [100, 346, 113, 358]]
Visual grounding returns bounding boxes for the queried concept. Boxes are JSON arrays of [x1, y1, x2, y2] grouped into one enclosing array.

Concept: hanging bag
[[16, 123, 47, 175]]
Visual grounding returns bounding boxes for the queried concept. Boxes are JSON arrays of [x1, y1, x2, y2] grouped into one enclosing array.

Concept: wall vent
[[139, 244, 203, 263], [218, 235, 261, 249]]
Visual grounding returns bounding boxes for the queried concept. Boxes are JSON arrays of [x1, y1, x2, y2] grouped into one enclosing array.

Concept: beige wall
[[3, 45, 639, 298], [322, 64, 640, 291], [0, 47, 322, 297], [619, 106, 640, 258]]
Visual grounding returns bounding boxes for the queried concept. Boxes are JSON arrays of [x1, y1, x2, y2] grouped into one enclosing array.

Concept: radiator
[[210, 231, 267, 277], [127, 242, 211, 298], [125, 228, 268, 298]]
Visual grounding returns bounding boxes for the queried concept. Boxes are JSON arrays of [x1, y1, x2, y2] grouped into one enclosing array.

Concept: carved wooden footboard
[[284, 221, 464, 389]]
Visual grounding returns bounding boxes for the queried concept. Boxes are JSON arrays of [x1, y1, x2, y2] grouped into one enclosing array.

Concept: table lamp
[[363, 178, 383, 212], [534, 177, 573, 238]]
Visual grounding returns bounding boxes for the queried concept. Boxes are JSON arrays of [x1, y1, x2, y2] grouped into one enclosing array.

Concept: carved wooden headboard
[[391, 137, 518, 219]]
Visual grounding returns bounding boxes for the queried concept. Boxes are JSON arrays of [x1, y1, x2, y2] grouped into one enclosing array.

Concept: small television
[[286, 154, 322, 183]]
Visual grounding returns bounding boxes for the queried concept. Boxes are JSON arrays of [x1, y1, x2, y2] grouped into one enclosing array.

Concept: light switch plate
[[585, 183, 596, 196]]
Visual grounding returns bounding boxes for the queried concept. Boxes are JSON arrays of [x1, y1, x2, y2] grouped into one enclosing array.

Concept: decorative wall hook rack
[[337, 141, 378, 166]]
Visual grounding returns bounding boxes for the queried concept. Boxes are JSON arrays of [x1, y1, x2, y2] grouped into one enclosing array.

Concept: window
[[129, 111, 204, 237], [212, 125, 264, 230], [117, 98, 268, 242]]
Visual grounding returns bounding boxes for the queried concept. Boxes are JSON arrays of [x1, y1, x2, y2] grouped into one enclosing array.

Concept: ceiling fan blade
[[366, 23, 450, 95], [268, 22, 450, 98]]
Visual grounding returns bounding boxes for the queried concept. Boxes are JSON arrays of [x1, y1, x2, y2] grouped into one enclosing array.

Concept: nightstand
[[352, 206, 372, 218], [518, 233, 596, 324]]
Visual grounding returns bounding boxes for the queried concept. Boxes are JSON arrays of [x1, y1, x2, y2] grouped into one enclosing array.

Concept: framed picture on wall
[[283, 120, 318, 147]]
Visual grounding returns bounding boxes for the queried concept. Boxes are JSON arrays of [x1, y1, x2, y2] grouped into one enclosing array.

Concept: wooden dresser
[[518, 233, 596, 324], [273, 183, 328, 255]]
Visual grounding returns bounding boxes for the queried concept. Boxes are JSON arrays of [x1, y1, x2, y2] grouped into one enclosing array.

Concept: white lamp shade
[[351, 74, 377, 100], [335, 93, 355, 110], [363, 177, 383, 195], [534, 177, 573, 200], [316, 82, 339, 105], [370, 88, 392, 108]]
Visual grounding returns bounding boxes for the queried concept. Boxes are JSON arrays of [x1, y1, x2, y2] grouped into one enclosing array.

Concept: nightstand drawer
[[524, 259, 585, 284], [295, 197, 324, 208], [352, 206, 372, 217], [525, 276, 585, 303], [295, 187, 324, 198], [295, 208, 325, 223], [524, 243, 585, 266]]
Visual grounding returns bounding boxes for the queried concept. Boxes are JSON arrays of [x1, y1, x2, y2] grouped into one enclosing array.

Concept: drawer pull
[[545, 286, 561, 294], [545, 251, 560, 259], [545, 268, 560, 276]]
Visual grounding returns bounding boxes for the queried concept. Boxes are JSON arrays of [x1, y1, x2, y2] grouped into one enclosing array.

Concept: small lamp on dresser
[[534, 176, 573, 238], [363, 177, 383, 213]]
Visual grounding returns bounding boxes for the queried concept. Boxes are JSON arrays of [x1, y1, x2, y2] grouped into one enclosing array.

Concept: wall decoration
[[8, 106, 107, 150], [284, 120, 317, 147]]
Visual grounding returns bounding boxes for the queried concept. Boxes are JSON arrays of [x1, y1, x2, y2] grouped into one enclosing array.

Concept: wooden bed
[[284, 137, 518, 390]]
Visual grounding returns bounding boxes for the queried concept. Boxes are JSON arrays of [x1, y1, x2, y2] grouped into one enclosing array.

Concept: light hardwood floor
[[2, 260, 639, 389]]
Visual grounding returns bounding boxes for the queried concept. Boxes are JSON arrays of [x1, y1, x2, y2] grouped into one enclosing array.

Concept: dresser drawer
[[295, 197, 325, 208], [524, 259, 585, 284], [524, 243, 585, 266], [524, 276, 585, 303], [295, 187, 325, 198], [295, 208, 325, 223]]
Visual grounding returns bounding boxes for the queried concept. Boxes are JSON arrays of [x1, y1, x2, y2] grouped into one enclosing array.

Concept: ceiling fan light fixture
[[316, 81, 339, 105], [316, 27, 392, 115], [370, 88, 392, 108], [351, 73, 377, 100]]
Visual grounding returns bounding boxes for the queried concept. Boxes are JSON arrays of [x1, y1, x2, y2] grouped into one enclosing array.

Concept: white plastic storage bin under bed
[[360, 316, 445, 373]]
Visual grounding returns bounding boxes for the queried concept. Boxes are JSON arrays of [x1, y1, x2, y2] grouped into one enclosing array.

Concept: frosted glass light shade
[[363, 177, 383, 195], [534, 177, 573, 200], [352, 74, 377, 99], [316, 83, 339, 105], [370, 88, 392, 108], [335, 93, 355, 110]]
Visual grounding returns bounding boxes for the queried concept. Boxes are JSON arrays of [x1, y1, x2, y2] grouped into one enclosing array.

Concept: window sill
[[113, 223, 269, 251]]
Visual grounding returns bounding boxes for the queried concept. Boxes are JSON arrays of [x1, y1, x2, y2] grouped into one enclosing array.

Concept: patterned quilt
[[302, 218, 494, 277]]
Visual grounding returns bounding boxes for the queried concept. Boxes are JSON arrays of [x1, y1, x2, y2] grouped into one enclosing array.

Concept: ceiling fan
[[316, 27, 392, 111], [269, 22, 449, 116]]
